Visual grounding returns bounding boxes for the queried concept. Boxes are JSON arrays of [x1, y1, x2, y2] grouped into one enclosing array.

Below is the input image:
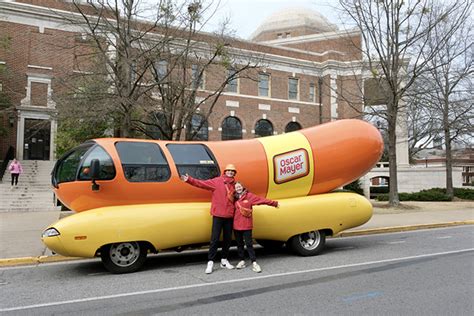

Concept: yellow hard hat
[[224, 164, 237, 173]]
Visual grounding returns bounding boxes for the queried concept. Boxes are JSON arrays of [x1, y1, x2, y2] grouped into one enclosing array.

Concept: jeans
[[235, 229, 256, 262], [11, 173, 19, 186], [208, 216, 233, 261]]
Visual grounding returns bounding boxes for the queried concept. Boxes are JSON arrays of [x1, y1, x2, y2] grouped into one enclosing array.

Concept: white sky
[[204, 0, 344, 39]]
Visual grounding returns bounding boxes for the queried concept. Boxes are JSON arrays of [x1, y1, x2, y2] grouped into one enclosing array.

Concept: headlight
[[42, 228, 60, 238]]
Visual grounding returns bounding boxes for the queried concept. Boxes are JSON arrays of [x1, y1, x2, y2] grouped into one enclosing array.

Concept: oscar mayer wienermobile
[[42, 119, 383, 273]]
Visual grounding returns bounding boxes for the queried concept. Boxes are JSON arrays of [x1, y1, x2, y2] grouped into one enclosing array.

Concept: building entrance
[[23, 118, 51, 160]]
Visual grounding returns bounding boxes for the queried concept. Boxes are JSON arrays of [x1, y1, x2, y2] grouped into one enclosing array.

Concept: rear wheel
[[101, 241, 147, 274], [289, 230, 326, 256]]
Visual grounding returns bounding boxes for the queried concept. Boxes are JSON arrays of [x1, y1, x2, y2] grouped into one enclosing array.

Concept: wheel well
[[286, 228, 333, 243], [95, 240, 157, 257]]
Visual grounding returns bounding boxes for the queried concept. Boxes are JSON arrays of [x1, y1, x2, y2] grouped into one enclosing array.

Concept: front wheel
[[100, 241, 147, 274], [289, 230, 326, 256]]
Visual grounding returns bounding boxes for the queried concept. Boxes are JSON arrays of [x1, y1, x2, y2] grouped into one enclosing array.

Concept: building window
[[226, 68, 239, 93], [255, 119, 273, 137], [186, 114, 208, 140], [309, 83, 315, 102], [167, 144, 219, 179], [154, 60, 168, 81], [259, 73, 270, 97], [285, 121, 302, 133], [222, 116, 242, 140], [288, 78, 299, 100], [115, 142, 171, 182], [192, 64, 205, 89]]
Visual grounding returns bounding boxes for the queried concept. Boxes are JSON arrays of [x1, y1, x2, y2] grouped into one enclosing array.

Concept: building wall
[[0, 0, 364, 159]]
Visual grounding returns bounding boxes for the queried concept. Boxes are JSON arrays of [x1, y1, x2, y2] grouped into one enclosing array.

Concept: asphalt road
[[1, 226, 473, 315]]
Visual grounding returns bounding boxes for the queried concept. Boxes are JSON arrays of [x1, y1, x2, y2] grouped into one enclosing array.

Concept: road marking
[[436, 236, 452, 239], [386, 241, 406, 244], [1, 248, 472, 312]]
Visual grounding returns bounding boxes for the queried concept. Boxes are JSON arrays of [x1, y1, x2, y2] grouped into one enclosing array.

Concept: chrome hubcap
[[109, 242, 140, 267], [298, 231, 321, 250]]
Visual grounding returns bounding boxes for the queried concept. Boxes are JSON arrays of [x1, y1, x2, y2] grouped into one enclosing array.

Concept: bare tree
[[421, 7, 473, 199], [57, 0, 258, 141], [339, 0, 471, 206]]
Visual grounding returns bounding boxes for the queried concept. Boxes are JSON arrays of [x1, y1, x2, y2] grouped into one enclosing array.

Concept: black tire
[[256, 239, 285, 251], [100, 241, 147, 274], [289, 230, 326, 256]]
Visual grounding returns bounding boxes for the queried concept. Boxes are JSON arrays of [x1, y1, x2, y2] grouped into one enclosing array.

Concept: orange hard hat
[[224, 164, 237, 173]]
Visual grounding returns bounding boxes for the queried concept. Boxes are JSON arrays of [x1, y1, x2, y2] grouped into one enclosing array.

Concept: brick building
[[0, 0, 364, 161]]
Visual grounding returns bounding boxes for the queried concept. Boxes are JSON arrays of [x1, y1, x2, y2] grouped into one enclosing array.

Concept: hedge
[[375, 187, 473, 201]]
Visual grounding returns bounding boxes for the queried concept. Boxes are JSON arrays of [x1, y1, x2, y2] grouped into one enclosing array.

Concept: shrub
[[343, 180, 364, 195], [371, 186, 389, 194], [375, 187, 474, 201]]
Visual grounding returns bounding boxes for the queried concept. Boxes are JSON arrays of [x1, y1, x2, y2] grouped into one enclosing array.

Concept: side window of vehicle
[[115, 142, 171, 182], [78, 145, 116, 180], [56, 144, 94, 184], [166, 144, 219, 180]]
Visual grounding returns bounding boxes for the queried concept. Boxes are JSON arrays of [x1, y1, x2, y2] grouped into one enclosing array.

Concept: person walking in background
[[181, 164, 238, 274], [9, 158, 23, 188], [233, 181, 278, 273]]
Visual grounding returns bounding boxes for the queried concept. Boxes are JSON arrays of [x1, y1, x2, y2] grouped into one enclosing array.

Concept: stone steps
[[1, 159, 60, 212]]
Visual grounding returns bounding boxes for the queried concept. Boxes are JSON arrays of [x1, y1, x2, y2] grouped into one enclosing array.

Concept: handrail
[[0, 146, 15, 182]]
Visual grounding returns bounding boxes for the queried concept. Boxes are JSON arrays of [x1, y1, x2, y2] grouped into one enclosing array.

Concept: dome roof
[[250, 7, 338, 41]]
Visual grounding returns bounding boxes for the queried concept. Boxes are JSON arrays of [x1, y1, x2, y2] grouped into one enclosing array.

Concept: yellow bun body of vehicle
[[42, 192, 371, 273]]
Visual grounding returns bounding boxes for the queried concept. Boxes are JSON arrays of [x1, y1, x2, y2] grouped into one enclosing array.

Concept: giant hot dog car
[[42, 119, 383, 273]]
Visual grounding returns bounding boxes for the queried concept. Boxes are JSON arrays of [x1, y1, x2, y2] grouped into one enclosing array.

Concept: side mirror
[[90, 159, 100, 191]]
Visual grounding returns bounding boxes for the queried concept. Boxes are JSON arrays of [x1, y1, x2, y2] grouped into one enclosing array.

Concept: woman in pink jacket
[[181, 164, 237, 274], [233, 182, 278, 273], [8, 158, 23, 188]]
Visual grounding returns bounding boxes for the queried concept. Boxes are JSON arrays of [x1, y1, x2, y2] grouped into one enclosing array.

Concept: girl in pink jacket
[[233, 182, 278, 273], [9, 158, 23, 187]]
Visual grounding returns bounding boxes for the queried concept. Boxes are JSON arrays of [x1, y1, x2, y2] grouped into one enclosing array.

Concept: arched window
[[221, 116, 242, 140], [285, 121, 302, 133], [147, 112, 170, 140], [186, 114, 208, 140], [255, 119, 273, 137]]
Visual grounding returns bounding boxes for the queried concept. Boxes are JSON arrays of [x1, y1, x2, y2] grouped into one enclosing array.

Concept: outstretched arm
[[181, 174, 216, 191], [248, 193, 278, 207]]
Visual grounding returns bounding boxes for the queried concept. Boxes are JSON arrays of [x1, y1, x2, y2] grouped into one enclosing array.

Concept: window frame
[[258, 73, 270, 97], [115, 141, 171, 183], [221, 116, 243, 140], [226, 68, 239, 93], [254, 119, 274, 138], [288, 77, 299, 100], [166, 143, 220, 180], [191, 64, 205, 90], [309, 83, 316, 102]]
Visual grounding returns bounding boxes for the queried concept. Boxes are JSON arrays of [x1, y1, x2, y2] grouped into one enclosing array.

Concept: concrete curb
[[335, 220, 474, 237], [1, 220, 473, 268]]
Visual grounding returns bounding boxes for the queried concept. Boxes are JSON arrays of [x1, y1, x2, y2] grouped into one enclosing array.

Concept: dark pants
[[11, 173, 19, 186], [235, 229, 256, 262], [208, 216, 233, 261]]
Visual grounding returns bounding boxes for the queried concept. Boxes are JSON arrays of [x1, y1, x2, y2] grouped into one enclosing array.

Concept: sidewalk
[[0, 201, 473, 265]]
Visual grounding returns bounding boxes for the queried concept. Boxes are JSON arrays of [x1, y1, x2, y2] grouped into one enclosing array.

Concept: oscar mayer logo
[[273, 148, 309, 184]]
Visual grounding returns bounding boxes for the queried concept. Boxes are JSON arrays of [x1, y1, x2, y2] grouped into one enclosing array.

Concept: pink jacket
[[185, 175, 236, 218], [9, 161, 23, 174], [234, 191, 278, 231]]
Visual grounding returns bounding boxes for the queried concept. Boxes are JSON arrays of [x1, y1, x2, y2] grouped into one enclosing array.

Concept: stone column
[[396, 98, 410, 168]]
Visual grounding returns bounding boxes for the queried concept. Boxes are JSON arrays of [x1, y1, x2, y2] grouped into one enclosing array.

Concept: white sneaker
[[220, 259, 235, 269], [205, 261, 213, 274], [252, 262, 262, 273], [236, 260, 246, 269]]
